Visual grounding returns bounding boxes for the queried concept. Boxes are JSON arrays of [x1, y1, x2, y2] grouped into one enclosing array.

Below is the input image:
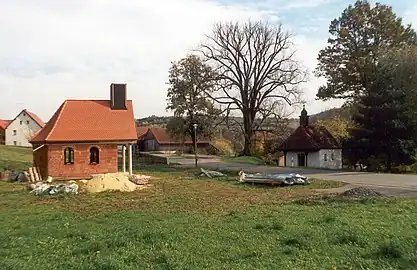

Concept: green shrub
[[366, 157, 385, 172], [391, 164, 411, 174], [410, 162, 417, 173]]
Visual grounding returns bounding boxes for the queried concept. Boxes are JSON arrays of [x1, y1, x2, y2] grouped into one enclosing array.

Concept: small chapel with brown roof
[[278, 106, 342, 169]]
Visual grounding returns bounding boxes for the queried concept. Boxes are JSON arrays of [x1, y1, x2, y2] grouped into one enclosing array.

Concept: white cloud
[[0, 0, 340, 121]]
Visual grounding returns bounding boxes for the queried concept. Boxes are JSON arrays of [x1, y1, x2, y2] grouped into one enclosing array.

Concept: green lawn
[[222, 155, 265, 165], [0, 144, 32, 171], [1, 146, 417, 269]]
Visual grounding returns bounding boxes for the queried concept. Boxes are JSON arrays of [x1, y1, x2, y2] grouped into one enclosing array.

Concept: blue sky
[[0, 0, 416, 121]]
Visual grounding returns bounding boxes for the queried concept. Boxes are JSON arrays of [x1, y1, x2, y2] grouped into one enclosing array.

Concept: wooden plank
[[28, 167, 35, 182], [33, 167, 40, 182], [36, 167, 42, 181]]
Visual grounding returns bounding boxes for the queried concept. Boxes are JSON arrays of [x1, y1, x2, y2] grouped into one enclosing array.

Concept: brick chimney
[[110, 83, 127, 110]]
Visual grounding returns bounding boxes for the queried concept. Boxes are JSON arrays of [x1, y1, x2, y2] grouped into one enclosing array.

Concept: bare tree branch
[[195, 20, 307, 155]]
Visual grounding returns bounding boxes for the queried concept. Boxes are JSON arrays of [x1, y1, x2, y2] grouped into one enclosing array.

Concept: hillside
[[136, 107, 350, 129]]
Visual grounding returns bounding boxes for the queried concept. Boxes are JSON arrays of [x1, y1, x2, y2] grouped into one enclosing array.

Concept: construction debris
[[238, 170, 310, 186], [200, 168, 226, 178], [0, 169, 30, 182], [128, 174, 151, 185], [28, 182, 79, 195]]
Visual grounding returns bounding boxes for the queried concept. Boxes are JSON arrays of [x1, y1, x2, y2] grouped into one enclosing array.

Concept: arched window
[[64, 147, 74, 164], [90, 147, 100, 164]]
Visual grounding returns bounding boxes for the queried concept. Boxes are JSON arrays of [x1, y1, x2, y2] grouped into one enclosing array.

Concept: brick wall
[[47, 144, 118, 179]]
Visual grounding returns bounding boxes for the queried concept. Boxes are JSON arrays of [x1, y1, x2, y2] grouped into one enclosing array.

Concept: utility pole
[[193, 123, 198, 168]]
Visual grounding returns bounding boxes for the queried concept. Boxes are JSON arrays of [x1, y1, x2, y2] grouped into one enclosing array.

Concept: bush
[[212, 138, 234, 156], [263, 152, 283, 166], [410, 162, 417, 173], [366, 157, 385, 172], [391, 164, 411, 174]]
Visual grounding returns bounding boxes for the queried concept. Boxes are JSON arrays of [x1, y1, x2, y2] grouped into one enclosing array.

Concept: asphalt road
[[168, 156, 417, 197]]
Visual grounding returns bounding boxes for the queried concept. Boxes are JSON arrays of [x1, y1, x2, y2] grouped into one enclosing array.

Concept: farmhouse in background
[[0, 120, 11, 144], [141, 127, 211, 153], [278, 106, 342, 169], [135, 126, 149, 152], [29, 83, 137, 180], [4, 109, 45, 147]]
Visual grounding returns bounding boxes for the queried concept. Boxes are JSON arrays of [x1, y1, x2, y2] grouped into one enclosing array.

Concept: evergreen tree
[[347, 46, 417, 171], [315, 0, 417, 103]]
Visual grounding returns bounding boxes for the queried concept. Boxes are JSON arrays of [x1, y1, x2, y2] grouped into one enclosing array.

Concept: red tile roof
[[30, 100, 137, 143], [0, 120, 10, 129], [0, 109, 44, 129], [136, 127, 149, 139], [24, 109, 45, 127], [149, 127, 209, 144], [278, 125, 341, 151]]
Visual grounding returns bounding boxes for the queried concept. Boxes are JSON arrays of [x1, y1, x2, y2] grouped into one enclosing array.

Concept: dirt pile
[[340, 187, 383, 197], [82, 173, 150, 193]]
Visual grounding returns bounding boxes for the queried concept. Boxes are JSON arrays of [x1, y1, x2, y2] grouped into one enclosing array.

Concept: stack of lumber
[[28, 167, 42, 182]]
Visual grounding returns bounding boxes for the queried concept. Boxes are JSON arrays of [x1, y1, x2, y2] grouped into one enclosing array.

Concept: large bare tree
[[199, 20, 307, 156]]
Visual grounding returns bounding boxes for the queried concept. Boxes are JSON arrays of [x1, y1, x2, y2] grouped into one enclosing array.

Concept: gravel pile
[[340, 187, 383, 197]]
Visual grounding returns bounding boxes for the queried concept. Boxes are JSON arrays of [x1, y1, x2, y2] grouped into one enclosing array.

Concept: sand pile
[[82, 173, 150, 193]]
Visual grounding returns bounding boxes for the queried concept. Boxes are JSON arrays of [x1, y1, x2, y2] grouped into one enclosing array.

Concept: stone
[[17, 172, 28, 182]]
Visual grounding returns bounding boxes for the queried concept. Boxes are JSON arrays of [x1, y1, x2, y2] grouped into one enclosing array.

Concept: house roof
[[0, 120, 10, 129], [148, 127, 209, 144], [136, 127, 149, 140], [24, 109, 45, 127], [3, 109, 45, 129], [278, 125, 341, 151], [29, 100, 137, 143]]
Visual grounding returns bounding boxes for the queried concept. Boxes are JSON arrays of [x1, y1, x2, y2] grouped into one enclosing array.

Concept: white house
[[5, 109, 45, 147], [278, 106, 343, 170]]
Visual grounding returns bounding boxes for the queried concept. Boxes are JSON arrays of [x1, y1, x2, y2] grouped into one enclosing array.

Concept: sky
[[1, 0, 416, 122]]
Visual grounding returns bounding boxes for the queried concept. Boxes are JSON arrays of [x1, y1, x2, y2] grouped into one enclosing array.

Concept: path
[[167, 155, 417, 197]]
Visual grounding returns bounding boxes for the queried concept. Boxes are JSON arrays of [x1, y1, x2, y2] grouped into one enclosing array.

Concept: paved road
[[168, 155, 417, 197]]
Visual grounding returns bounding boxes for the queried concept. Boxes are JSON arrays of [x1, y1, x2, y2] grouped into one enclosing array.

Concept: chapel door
[[297, 153, 306, 167]]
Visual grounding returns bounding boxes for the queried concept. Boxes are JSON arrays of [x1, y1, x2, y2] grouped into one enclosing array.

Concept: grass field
[[1, 146, 417, 269], [0, 144, 32, 171], [222, 155, 265, 165]]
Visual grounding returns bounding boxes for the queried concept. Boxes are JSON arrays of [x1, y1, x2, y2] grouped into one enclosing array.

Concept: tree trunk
[[242, 110, 253, 156]]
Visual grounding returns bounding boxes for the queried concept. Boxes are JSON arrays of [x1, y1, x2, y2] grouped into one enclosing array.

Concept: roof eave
[[31, 139, 138, 145]]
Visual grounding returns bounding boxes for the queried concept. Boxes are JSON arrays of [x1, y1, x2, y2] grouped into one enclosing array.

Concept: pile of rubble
[[0, 167, 43, 182], [27, 182, 79, 195], [200, 168, 226, 178], [0, 169, 30, 182], [238, 170, 310, 186], [340, 187, 383, 197]]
